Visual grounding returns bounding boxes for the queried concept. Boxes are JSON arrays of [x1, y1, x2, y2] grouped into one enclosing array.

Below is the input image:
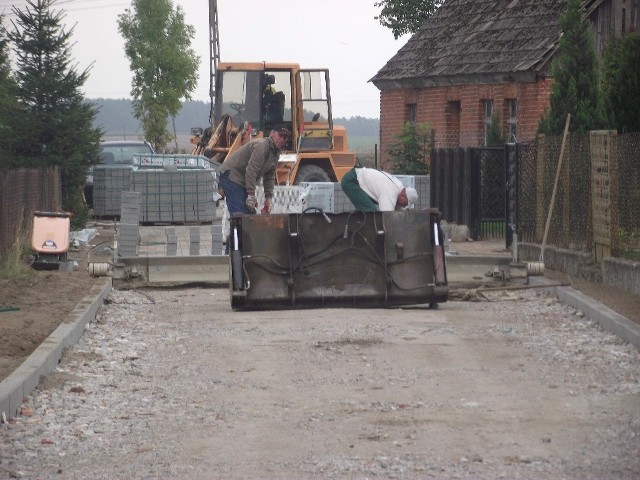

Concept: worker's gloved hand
[[261, 197, 272, 215], [245, 195, 258, 213]]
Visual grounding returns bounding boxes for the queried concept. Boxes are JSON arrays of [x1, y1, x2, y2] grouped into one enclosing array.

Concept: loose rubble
[[1, 287, 639, 479]]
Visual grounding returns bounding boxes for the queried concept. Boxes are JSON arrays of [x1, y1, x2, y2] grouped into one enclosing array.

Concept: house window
[[506, 99, 517, 143], [482, 100, 493, 146], [445, 101, 461, 147], [406, 103, 417, 123]]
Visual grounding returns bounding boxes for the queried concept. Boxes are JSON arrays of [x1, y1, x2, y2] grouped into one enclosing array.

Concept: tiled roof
[[370, 0, 567, 89]]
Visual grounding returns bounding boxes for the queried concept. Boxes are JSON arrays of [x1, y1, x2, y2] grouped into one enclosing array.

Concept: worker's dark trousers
[[219, 171, 252, 215], [340, 168, 378, 212], [219, 170, 252, 254]]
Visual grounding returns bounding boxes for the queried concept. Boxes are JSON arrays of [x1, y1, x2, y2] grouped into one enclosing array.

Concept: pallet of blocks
[[132, 169, 217, 224], [92, 167, 133, 217]]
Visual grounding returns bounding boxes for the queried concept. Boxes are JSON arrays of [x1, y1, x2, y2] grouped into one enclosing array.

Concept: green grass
[[0, 235, 33, 280], [617, 228, 640, 261], [620, 249, 640, 261]]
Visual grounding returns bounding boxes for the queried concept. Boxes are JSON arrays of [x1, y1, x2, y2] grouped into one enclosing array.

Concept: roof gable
[[371, 0, 567, 89]]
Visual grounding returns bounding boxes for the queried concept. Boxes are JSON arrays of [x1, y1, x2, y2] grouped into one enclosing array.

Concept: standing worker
[[219, 124, 292, 215], [341, 166, 419, 212]]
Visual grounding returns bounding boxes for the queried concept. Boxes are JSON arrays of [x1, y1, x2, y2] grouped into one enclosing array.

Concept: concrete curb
[[530, 276, 640, 350], [0, 280, 112, 421]]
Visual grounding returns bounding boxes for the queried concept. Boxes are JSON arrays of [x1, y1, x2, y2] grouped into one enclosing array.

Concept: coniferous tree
[[118, 0, 199, 152], [8, 0, 102, 225], [0, 17, 18, 169], [486, 113, 506, 146], [600, 36, 621, 130], [386, 122, 431, 174], [539, 0, 608, 134], [603, 32, 640, 133]]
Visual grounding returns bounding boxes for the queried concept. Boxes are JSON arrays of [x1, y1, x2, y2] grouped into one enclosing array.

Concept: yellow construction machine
[[191, 62, 357, 185]]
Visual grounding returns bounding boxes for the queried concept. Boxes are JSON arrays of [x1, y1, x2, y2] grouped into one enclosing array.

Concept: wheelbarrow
[[31, 211, 71, 270]]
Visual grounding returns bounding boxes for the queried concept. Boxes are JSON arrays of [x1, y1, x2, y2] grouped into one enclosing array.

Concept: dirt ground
[[0, 223, 117, 381], [1, 224, 639, 384]]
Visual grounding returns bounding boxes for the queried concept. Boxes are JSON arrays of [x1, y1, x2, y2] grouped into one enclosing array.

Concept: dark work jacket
[[219, 137, 280, 196]]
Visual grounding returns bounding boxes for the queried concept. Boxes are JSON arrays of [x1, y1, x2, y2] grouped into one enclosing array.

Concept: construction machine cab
[[193, 62, 355, 185], [213, 67, 294, 136]]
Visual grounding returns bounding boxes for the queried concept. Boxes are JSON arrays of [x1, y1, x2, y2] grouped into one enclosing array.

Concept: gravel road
[[2, 287, 639, 479]]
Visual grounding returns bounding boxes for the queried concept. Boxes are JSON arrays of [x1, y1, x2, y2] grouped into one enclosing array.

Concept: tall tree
[[602, 32, 640, 133], [539, 0, 608, 134], [118, 0, 199, 152], [0, 16, 18, 169], [375, 0, 441, 39], [8, 0, 102, 225]]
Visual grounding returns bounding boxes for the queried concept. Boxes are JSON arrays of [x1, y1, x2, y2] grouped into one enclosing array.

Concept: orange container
[[31, 212, 71, 254]]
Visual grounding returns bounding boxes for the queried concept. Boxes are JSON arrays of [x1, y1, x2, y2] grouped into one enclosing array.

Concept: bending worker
[[219, 123, 292, 215], [341, 166, 419, 211]]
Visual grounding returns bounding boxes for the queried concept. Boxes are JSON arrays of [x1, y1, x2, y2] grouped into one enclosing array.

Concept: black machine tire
[[294, 164, 331, 184]]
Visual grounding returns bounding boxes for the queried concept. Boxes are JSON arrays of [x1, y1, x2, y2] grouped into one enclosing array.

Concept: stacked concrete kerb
[[118, 191, 140, 257], [0, 282, 112, 421], [165, 227, 177, 256], [189, 226, 201, 256]]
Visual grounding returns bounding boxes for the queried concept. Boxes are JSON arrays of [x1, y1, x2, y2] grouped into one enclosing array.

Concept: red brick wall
[[379, 78, 554, 167]]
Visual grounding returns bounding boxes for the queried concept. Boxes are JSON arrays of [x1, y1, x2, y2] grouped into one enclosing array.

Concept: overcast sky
[[2, 0, 411, 119]]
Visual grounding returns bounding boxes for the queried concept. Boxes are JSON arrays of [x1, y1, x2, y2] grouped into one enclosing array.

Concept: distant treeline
[[88, 98, 379, 137]]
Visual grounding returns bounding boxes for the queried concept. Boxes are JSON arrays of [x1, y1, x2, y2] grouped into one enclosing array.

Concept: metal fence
[[0, 166, 62, 259], [517, 133, 591, 250], [614, 133, 640, 260], [475, 147, 506, 239], [430, 131, 640, 262], [430, 146, 510, 241], [516, 131, 640, 261]]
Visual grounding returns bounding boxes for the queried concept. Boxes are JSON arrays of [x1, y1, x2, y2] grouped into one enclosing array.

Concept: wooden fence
[[0, 167, 62, 259]]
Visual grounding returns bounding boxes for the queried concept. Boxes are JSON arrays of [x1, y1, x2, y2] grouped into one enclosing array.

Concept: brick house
[[370, 0, 637, 164]]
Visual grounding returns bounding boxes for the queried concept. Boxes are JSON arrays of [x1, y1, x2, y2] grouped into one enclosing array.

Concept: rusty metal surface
[[229, 210, 448, 310]]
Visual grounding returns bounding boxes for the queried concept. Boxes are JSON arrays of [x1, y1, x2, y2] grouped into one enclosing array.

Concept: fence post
[[561, 135, 572, 247], [590, 130, 617, 261], [469, 148, 480, 240], [535, 134, 547, 243]]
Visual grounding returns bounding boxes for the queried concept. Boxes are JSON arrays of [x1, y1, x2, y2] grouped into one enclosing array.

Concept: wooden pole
[[540, 113, 571, 263]]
